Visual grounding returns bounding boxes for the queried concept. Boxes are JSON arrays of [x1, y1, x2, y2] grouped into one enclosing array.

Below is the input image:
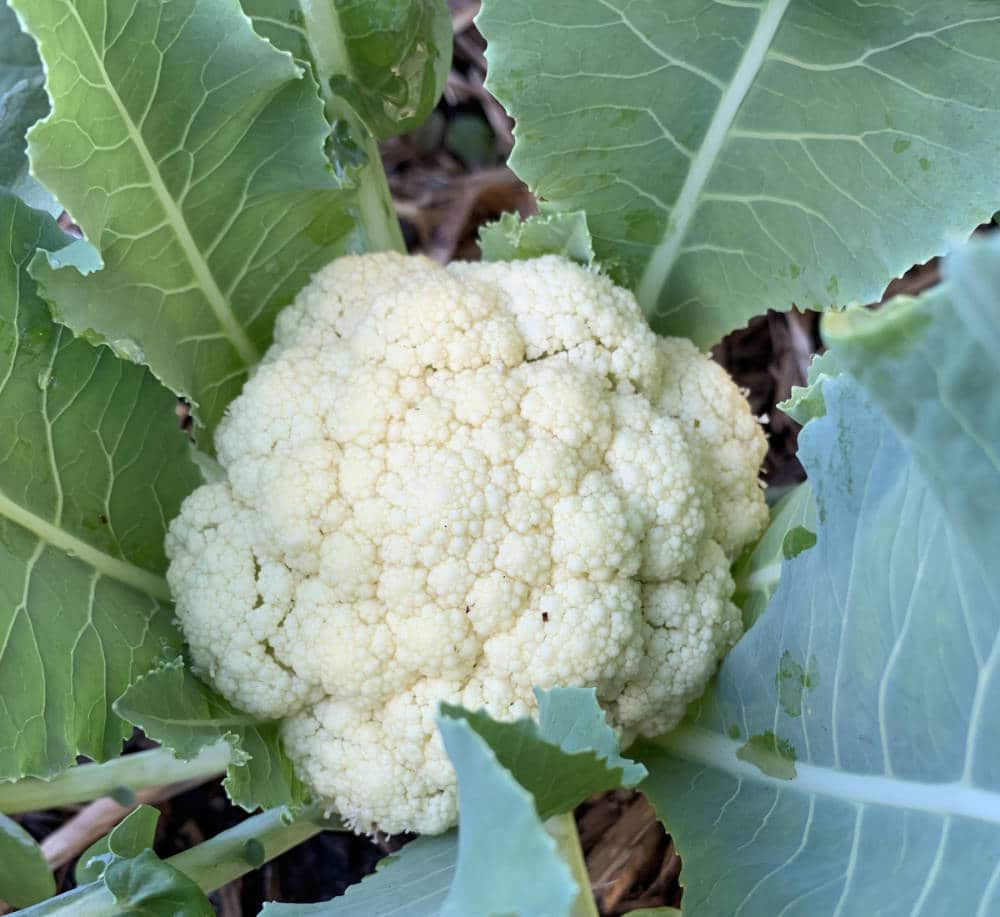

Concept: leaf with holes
[[13, 0, 367, 440], [0, 192, 201, 780], [636, 232, 1000, 915], [478, 0, 1000, 344]]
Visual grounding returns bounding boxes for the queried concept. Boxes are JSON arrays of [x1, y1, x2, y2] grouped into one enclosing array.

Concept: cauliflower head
[[166, 253, 767, 834]]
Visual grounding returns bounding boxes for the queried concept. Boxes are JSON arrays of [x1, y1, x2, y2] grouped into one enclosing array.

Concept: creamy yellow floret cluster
[[166, 253, 767, 834]]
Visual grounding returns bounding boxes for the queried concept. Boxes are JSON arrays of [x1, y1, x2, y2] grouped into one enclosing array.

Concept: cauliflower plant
[[166, 253, 767, 834]]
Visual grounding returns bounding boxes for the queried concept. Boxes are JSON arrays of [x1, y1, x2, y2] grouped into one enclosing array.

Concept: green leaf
[[442, 687, 646, 820], [437, 714, 576, 917], [13, 0, 365, 439], [75, 804, 160, 885], [114, 659, 307, 812], [0, 2, 57, 212], [260, 834, 456, 916], [478, 0, 1000, 345], [478, 210, 596, 265], [636, 235, 1000, 914], [245, 0, 451, 140], [780, 349, 845, 425], [731, 483, 816, 629], [0, 812, 54, 908], [0, 193, 200, 780], [102, 850, 213, 917]]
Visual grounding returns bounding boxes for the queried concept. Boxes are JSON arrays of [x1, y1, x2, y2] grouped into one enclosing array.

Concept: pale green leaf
[[442, 687, 645, 820], [0, 193, 200, 780], [437, 713, 576, 917], [244, 0, 451, 140], [265, 692, 627, 916], [75, 803, 160, 885], [636, 234, 1000, 914], [0, 812, 54, 908], [478, 0, 1000, 345], [478, 210, 596, 265], [114, 659, 307, 812], [260, 835, 456, 916], [732, 483, 816, 629], [14, 0, 365, 438]]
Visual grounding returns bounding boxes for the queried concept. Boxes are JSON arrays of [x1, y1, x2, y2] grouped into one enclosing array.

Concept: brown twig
[[41, 778, 209, 870]]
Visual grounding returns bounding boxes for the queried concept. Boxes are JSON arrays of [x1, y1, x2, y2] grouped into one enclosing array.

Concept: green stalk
[[18, 806, 339, 915], [171, 804, 335, 893], [0, 743, 231, 814], [545, 811, 600, 917], [300, 0, 405, 254]]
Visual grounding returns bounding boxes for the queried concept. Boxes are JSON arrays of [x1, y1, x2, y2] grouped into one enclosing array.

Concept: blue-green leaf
[[636, 233, 1000, 914]]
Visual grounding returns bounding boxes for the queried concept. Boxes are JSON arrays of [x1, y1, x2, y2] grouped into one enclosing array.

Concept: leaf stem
[[0, 743, 231, 814], [545, 811, 600, 917], [171, 804, 336, 893], [300, 0, 405, 254], [17, 806, 339, 915]]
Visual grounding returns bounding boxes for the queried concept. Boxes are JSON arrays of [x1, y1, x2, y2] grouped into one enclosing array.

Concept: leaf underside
[[478, 0, 1000, 345], [638, 234, 1000, 914]]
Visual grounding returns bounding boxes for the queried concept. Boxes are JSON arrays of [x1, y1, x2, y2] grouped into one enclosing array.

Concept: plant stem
[[545, 811, 600, 917], [171, 804, 334, 893], [300, 0, 405, 254], [18, 806, 340, 915], [0, 742, 231, 814]]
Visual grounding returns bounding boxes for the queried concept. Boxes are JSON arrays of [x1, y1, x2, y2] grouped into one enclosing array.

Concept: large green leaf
[[0, 193, 200, 780], [260, 835, 455, 916], [0, 812, 54, 908], [115, 658, 307, 812], [14, 0, 365, 438], [637, 235, 1000, 914], [478, 0, 1000, 345]]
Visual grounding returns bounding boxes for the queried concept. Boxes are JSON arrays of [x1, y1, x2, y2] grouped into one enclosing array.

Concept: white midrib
[[660, 726, 1000, 827], [66, 6, 260, 368], [636, 0, 791, 313], [0, 489, 171, 602]]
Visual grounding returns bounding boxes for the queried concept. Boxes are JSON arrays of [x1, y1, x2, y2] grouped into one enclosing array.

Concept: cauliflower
[[166, 253, 768, 834]]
